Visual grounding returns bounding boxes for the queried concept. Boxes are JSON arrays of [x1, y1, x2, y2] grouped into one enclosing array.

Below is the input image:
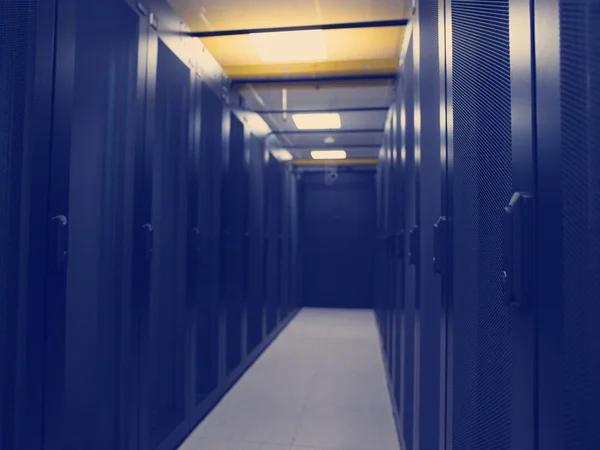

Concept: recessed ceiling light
[[324, 136, 335, 144], [250, 30, 327, 63], [292, 113, 341, 130], [311, 150, 347, 160], [271, 149, 293, 161]]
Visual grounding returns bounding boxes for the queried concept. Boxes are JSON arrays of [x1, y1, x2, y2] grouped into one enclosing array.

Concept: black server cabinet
[[444, 0, 537, 447], [535, 0, 600, 449], [247, 135, 266, 352], [142, 38, 191, 450], [186, 73, 202, 425], [0, 0, 56, 448], [194, 83, 223, 406], [399, 39, 419, 450], [273, 161, 284, 322], [414, 1, 446, 449], [390, 104, 404, 425], [289, 170, 300, 310], [221, 112, 247, 376], [264, 156, 281, 330], [280, 168, 293, 317], [43, 1, 147, 449], [386, 118, 395, 367]]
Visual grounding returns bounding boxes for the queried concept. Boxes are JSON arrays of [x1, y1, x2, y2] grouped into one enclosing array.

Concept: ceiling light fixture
[[271, 149, 293, 161], [311, 150, 347, 160], [292, 113, 341, 130], [250, 30, 327, 63]]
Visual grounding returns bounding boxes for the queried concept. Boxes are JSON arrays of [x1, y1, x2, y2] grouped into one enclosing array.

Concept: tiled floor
[[179, 308, 400, 450]]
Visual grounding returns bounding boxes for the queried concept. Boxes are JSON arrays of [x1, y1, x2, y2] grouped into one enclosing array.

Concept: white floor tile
[[179, 308, 399, 450]]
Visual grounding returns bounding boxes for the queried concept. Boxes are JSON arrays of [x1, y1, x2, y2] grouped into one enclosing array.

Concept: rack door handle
[[51, 215, 69, 269], [143, 223, 153, 262], [191, 227, 201, 256], [433, 216, 448, 276], [395, 230, 405, 259], [503, 192, 533, 307], [408, 225, 420, 266]]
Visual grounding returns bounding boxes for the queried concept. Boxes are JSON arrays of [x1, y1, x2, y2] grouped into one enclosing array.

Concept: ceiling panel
[[242, 84, 394, 110], [275, 131, 383, 148], [168, 0, 411, 31], [287, 147, 380, 159], [200, 28, 404, 78], [264, 110, 389, 132], [168, 0, 410, 78], [166, 0, 406, 163]]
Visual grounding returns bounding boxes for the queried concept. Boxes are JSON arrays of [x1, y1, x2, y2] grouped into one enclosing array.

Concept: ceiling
[[168, 0, 412, 161], [168, 0, 410, 78], [242, 83, 393, 159]]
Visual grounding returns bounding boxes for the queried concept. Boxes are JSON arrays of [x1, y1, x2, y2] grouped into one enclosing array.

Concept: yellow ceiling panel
[[167, 0, 410, 79], [201, 27, 403, 65], [222, 58, 400, 79], [168, 0, 412, 31]]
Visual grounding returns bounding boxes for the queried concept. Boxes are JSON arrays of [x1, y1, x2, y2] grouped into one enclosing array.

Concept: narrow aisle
[[180, 308, 400, 450]]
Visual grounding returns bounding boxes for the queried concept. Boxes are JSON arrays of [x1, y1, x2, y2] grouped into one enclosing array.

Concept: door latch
[[191, 227, 201, 257], [51, 215, 69, 270], [433, 216, 448, 276], [503, 192, 534, 307], [142, 223, 153, 262], [408, 225, 420, 266]]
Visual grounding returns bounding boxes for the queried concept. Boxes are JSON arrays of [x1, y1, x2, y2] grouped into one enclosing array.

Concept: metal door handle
[[409, 225, 420, 266], [433, 216, 448, 276], [395, 230, 405, 259], [503, 192, 533, 307], [51, 215, 69, 269], [143, 223, 153, 262], [191, 227, 201, 255]]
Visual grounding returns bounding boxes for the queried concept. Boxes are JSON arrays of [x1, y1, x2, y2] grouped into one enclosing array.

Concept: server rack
[[0, 0, 56, 448], [2, 1, 300, 449]]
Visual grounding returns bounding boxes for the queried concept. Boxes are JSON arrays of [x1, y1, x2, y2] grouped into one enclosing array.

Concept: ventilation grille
[[560, 0, 600, 448], [0, 1, 39, 447], [450, 1, 514, 448]]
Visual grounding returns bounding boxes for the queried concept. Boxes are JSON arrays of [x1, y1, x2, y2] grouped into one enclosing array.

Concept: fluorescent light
[[324, 136, 335, 144], [272, 149, 293, 161], [250, 30, 327, 63], [292, 113, 341, 130], [243, 115, 271, 135], [311, 150, 347, 160]]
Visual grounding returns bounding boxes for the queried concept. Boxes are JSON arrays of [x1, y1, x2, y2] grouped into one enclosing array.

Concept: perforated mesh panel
[[450, 0, 514, 448], [560, 0, 600, 448], [0, 1, 38, 447]]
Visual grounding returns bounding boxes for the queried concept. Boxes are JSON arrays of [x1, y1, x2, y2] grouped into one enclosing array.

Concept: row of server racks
[[376, 0, 598, 450], [0, 0, 300, 449]]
